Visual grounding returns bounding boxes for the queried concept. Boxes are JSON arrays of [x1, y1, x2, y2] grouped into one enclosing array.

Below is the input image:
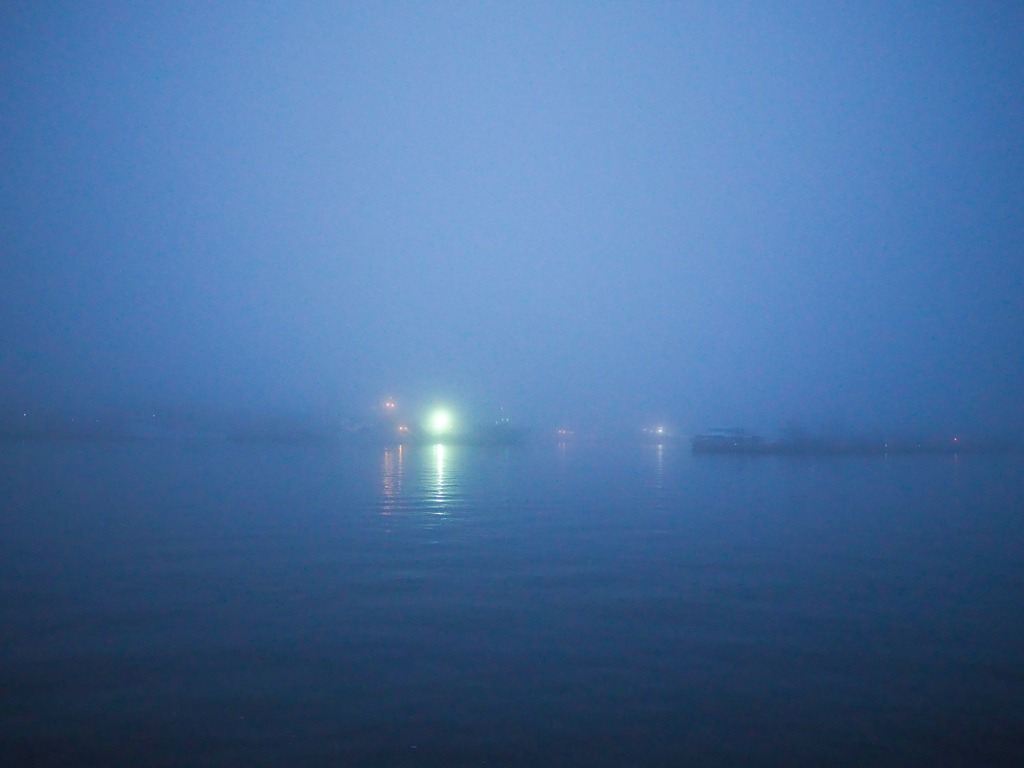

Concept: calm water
[[1, 441, 1022, 766]]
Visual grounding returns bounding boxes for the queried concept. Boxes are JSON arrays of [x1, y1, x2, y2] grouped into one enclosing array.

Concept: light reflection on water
[[430, 442, 450, 514], [655, 443, 664, 491], [380, 445, 403, 514], [378, 443, 466, 522], [378, 440, 679, 526], [433, 444, 444, 505]]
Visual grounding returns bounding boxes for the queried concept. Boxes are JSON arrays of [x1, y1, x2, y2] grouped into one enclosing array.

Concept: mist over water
[[3, 3, 1023, 765], [2, 440, 1022, 765], [2, 2, 1023, 436]]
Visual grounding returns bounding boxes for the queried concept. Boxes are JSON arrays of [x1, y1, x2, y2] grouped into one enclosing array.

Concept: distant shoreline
[[690, 440, 1022, 457]]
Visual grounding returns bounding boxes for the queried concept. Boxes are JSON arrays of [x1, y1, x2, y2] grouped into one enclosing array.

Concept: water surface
[[1, 441, 1022, 766]]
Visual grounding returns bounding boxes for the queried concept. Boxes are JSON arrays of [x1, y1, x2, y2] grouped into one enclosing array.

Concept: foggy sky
[[2, 1, 1022, 435]]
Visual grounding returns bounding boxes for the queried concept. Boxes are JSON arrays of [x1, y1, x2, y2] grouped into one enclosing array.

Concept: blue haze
[[2, 2, 1023, 431]]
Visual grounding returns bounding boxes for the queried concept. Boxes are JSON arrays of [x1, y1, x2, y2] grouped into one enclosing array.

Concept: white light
[[429, 410, 452, 434]]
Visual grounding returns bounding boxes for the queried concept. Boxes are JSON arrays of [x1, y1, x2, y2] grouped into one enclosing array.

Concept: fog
[[3, 2, 1022, 438]]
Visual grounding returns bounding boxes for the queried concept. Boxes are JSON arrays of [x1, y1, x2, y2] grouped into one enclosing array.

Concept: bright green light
[[429, 410, 452, 434]]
